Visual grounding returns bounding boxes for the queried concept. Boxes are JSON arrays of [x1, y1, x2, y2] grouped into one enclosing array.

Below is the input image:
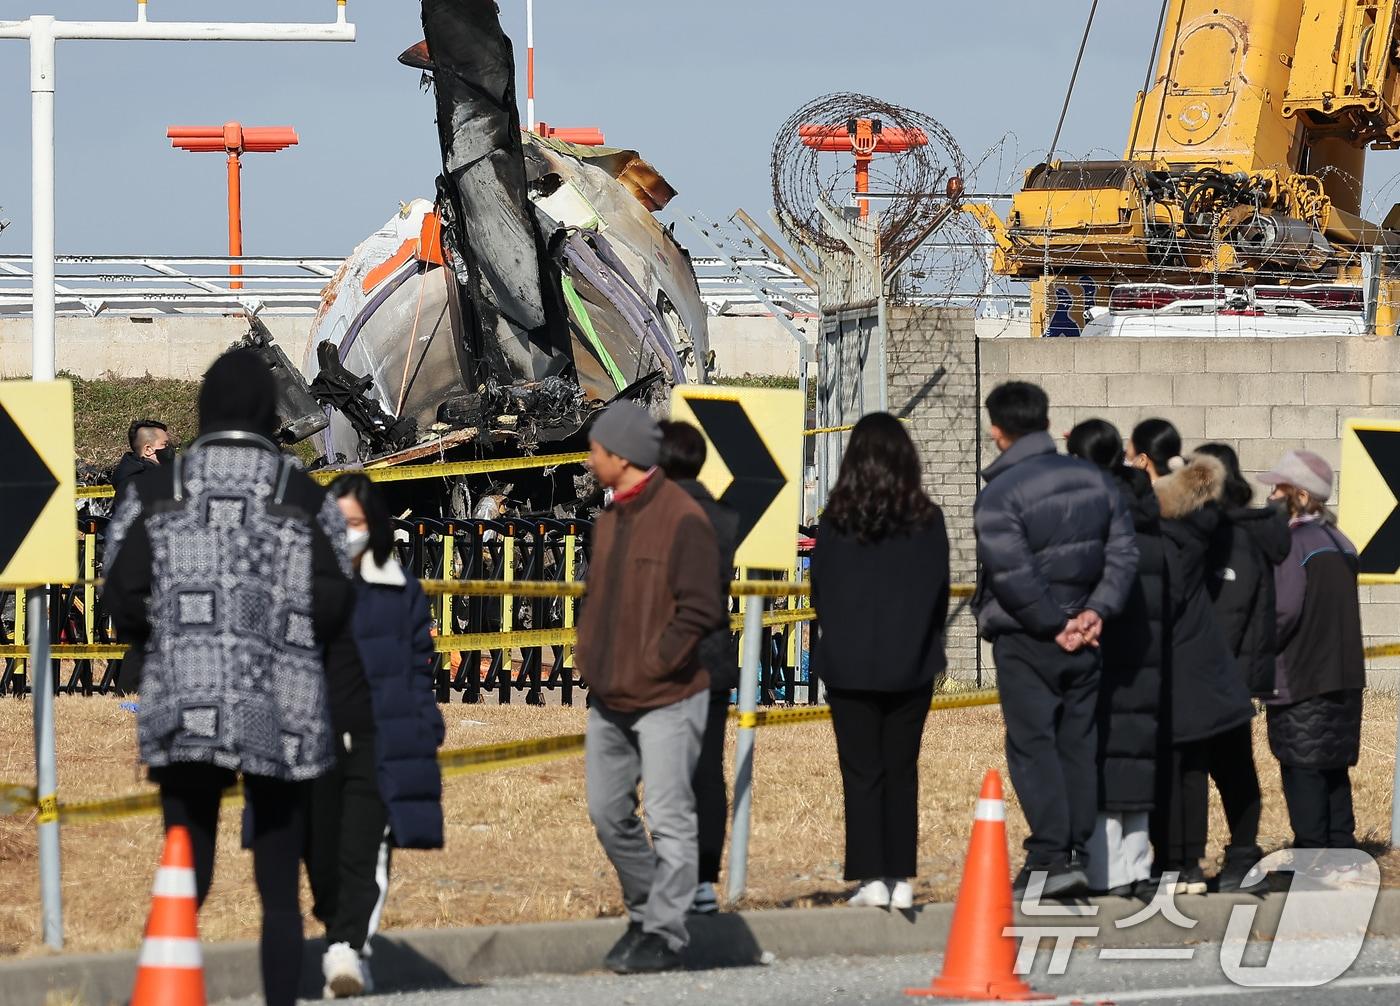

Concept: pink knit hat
[[1257, 449, 1333, 502]]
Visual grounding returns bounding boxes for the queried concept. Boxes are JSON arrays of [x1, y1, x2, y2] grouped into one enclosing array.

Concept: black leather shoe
[[604, 922, 644, 973], [617, 932, 683, 974], [1214, 845, 1264, 894], [1013, 860, 1089, 901]]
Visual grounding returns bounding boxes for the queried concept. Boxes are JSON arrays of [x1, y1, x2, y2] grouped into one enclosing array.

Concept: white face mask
[[346, 528, 370, 559]]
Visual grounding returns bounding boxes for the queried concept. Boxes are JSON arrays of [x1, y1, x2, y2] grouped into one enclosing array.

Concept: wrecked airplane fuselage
[[294, 0, 709, 471]]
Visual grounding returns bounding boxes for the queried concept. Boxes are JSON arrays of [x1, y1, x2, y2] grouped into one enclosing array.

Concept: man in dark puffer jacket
[[974, 382, 1138, 898]]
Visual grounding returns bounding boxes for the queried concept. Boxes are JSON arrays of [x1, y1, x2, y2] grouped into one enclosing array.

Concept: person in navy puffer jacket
[[974, 382, 1139, 901], [311, 474, 446, 998]]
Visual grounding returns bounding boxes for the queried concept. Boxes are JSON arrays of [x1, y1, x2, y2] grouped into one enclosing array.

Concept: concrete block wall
[[886, 306, 981, 682], [979, 335, 1400, 683], [0, 315, 313, 380]]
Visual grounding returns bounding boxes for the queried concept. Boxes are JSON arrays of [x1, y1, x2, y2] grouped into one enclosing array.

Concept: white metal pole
[[526, 0, 536, 132], [1391, 709, 1400, 847], [726, 596, 765, 903], [29, 18, 62, 952], [29, 592, 61, 949], [31, 16, 55, 383]]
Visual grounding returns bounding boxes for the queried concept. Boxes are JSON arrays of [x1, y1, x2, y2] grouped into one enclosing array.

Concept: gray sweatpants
[[585, 689, 708, 952]]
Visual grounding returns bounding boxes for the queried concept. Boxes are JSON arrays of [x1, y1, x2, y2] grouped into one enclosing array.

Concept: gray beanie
[[589, 401, 661, 468]]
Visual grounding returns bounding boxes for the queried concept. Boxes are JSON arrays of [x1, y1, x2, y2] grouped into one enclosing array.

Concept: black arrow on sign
[[687, 398, 787, 545], [0, 403, 59, 573], [1355, 428, 1400, 575]]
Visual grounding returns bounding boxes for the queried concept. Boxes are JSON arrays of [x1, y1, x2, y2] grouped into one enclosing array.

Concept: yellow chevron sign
[[1341, 418, 1400, 583], [671, 385, 803, 570], [0, 381, 76, 587]]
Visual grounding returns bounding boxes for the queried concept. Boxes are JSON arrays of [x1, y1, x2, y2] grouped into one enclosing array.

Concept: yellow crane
[[971, 0, 1400, 336]]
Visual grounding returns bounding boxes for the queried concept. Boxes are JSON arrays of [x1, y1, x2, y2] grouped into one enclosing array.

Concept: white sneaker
[[847, 879, 891, 907], [888, 879, 914, 909], [322, 942, 365, 999]]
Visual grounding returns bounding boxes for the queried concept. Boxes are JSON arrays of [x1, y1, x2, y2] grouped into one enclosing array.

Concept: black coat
[[811, 513, 950, 692], [675, 479, 740, 693], [1153, 457, 1254, 745], [1205, 504, 1291, 697], [111, 451, 155, 502], [1096, 469, 1167, 812], [973, 432, 1139, 640], [1268, 519, 1366, 768]]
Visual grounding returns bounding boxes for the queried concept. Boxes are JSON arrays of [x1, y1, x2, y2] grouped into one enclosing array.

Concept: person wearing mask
[[974, 382, 1138, 899], [1128, 419, 1253, 896], [1258, 451, 1365, 851], [1066, 420, 1165, 900], [576, 401, 725, 974], [1195, 442, 1289, 891], [102, 349, 352, 1006], [656, 420, 739, 918], [312, 474, 445, 997], [811, 413, 950, 910], [112, 419, 173, 500]]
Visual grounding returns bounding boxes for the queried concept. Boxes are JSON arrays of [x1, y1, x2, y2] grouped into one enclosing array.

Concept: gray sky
[[5, 2, 1400, 257]]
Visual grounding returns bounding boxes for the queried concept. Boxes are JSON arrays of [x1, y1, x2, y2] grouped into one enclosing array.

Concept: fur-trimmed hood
[[1153, 453, 1226, 520]]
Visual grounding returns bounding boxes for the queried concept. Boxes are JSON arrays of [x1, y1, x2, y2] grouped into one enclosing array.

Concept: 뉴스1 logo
[[1009, 849, 1381, 988]]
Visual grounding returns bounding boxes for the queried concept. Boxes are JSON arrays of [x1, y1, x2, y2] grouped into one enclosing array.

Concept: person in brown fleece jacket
[[577, 401, 725, 975]]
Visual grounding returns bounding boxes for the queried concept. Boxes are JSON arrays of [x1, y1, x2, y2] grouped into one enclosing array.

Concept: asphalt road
[[219, 936, 1400, 1005]]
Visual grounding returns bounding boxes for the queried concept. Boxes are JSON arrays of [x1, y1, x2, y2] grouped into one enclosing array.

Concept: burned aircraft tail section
[[421, 0, 573, 387]]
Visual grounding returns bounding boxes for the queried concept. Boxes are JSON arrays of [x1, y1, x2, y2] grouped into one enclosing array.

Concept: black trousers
[[1280, 765, 1356, 849], [306, 731, 392, 952], [1153, 740, 1209, 867], [692, 692, 730, 885], [155, 765, 306, 1006], [1206, 722, 1262, 851], [994, 633, 1100, 867], [827, 682, 934, 881]]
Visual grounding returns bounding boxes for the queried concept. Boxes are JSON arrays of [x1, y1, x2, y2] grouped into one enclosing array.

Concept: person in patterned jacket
[[104, 348, 352, 1006]]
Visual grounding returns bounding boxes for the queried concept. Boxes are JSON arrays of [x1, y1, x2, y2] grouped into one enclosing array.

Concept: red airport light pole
[[167, 123, 299, 289], [798, 118, 928, 218]]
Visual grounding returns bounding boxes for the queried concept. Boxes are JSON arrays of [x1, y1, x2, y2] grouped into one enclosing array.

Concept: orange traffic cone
[[907, 770, 1045, 1001], [131, 825, 207, 1006]]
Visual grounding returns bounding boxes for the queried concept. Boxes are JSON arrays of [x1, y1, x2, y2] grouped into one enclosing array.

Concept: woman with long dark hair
[[1193, 442, 1288, 890], [311, 474, 445, 997], [1128, 419, 1253, 895], [1066, 419, 1165, 899], [811, 413, 950, 909]]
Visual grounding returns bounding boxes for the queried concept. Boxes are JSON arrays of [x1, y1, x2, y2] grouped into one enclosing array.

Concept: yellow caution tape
[[77, 484, 116, 500], [734, 688, 1001, 729], [1365, 642, 1400, 659], [438, 733, 586, 778], [0, 783, 37, 816], [35, 795, 59, 825], [311, 452, 591, 486]]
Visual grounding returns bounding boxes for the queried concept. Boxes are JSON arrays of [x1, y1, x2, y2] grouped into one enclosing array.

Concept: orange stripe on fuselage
[[361, 211, 446, 294]]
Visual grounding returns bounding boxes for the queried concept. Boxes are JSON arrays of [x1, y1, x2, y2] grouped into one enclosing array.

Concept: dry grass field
[[2, 692, 1398, 959]]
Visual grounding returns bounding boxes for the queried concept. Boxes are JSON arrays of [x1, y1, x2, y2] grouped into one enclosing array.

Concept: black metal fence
[[0, 517, 815, 707]]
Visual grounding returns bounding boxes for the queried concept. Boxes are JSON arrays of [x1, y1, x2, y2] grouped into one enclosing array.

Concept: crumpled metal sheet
[[421, 0, 572, 384]]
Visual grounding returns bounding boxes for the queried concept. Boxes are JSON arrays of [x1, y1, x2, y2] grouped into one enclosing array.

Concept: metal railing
[[0, 253, 820, 319]]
